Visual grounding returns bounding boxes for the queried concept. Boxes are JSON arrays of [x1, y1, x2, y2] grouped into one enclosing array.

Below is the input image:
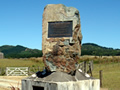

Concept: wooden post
[[113, 59, 115, 67], [105, 59, 107, 67], [89, 61, 93, 77], [81, 63, 83, 70], [84, 61, 86, 73], [38, 66, 40, 71], [118, 59, 119, 66], [99, 70, 103, 87], [28, 67, 30, 75], [0, 68, 1, 75]]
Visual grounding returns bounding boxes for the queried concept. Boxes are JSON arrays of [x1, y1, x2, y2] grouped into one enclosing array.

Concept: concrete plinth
[[22, 71, 100, 90], [22, 79, 99, 90]]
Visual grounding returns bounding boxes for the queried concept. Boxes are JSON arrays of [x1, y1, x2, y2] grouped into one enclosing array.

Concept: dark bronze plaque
[[48, 21, 72, 38]]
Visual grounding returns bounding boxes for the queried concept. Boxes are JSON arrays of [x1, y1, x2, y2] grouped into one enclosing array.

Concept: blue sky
[[0, 0, 120, 50]]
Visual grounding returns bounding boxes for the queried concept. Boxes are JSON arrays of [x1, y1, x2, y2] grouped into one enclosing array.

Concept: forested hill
[[81, 43, 120, 56], [0, 43, 120, 58], [0, 45, 42, 58]]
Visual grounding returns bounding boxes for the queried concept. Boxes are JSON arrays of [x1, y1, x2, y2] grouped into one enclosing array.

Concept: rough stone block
[[42, 4, 82, 73]]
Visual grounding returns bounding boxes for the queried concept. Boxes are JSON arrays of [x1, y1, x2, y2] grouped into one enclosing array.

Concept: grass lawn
[[0, 58, 44, 68], [1, 58, 120, 89], [93, 63, 120, 90]]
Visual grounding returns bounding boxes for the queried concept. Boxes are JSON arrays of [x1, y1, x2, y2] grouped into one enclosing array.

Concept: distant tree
[[81, 43, 120, 56]]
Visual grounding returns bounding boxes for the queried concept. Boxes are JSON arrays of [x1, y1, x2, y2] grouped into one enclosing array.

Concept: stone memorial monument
[[42, 4, 82, 74], [22, 4, 100, 90]]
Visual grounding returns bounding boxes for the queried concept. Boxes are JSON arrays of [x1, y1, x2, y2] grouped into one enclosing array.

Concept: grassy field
[[92, 63, 120, 90], [0, 58, 120, 89], [0, 58, 44, 68], [0, 58, 44, 75]]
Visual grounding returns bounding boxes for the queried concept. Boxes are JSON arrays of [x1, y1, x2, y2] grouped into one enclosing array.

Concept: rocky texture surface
[[42, 4, 82, 73]]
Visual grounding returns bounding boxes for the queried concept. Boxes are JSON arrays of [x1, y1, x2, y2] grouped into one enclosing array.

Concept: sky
[[0, 0, 120, 50]]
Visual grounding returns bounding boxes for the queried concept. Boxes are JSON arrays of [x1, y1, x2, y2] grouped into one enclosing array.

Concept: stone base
[[22, 71, 100, 90], [22, 79, 99, 90]]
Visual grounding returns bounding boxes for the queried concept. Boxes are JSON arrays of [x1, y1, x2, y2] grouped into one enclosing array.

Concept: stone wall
[[42, 4, 82, 74]]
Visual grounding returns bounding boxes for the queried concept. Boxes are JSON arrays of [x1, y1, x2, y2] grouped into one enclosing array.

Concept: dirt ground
[[0, 76, 27, 90]]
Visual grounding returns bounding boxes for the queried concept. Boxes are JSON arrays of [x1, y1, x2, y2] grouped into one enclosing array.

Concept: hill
[[0, 45, 42, 58], [81, 43, 120, 56], [0, 43, 120, 58]]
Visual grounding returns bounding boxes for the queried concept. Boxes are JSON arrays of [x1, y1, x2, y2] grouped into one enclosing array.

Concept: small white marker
[[78, 69, 82, 72], [85, 73, 90, 77], [31, 74, 36, 77]]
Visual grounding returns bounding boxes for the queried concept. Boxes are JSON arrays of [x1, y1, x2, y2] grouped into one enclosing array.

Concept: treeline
[[0, 45, 42, 58], [1, 43, 120, 58], [81, 43, 120, 56]]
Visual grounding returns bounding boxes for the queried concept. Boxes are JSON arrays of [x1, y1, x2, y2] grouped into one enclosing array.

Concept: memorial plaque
[[48, 21, 72, 38]]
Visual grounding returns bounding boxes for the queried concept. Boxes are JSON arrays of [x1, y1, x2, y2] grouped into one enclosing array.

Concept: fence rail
[[0, 66, 44, 76], [0, 59, 119, 76], [77, 60, 93, 76], [0, 61, 93, 76], [6, 67, 28, 76]]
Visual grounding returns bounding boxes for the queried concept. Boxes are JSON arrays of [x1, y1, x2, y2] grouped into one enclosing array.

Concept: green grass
[[93, 63, 120, 90], [0, 58, 44, 68], [1, 58, 120, 89]]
